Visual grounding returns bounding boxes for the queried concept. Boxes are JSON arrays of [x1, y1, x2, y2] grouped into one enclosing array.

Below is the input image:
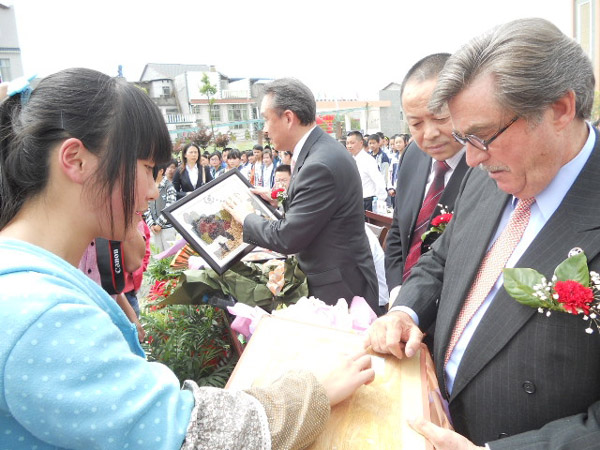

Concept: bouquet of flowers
[[503, 251, 600, 334]]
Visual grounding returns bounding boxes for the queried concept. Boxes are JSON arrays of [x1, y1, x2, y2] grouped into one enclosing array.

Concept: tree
[[214, 132, 232, 149], [188, 128, 213, 150], [200, 73, 218, 150]]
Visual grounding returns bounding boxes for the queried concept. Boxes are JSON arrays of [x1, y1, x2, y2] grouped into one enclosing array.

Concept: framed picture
[[163, 169, 282, 275]]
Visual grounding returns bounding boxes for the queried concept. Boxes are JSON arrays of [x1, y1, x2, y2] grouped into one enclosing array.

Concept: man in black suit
[[226, 78, 380, 313], [385, 53, 467, 306], [367, 18, 600, 449]]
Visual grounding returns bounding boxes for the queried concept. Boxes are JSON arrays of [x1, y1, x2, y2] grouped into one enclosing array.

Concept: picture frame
[[163, 169, 282, 275]]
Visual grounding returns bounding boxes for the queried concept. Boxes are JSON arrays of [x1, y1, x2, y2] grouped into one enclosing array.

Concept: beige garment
[[181, 371, 330, 450]]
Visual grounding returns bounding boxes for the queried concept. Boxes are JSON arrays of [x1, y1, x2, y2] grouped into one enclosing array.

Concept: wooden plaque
[[226, 316, 451, 449]]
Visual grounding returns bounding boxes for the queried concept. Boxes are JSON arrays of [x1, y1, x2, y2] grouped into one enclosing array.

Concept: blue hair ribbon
[[7, 74, 37, 105]]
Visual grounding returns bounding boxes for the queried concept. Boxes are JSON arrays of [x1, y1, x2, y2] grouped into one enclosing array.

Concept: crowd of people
[[3, 15, 600, 450]]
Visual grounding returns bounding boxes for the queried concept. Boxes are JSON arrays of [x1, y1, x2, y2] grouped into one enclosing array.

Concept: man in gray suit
[[385, 53, 468, 303], [366, 18, 600, 448], [226, 78, 380, 314]]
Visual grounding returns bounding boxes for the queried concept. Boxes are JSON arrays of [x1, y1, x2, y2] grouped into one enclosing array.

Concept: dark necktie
[[402, 160, 451, 281]]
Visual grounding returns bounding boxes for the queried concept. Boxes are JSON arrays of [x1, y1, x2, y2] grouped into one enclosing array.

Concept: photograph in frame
[[163, 169, 282, 275]]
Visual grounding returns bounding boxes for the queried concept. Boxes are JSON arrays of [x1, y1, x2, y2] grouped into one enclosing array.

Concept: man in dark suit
[[226, 78, 380, 314], [366, 18, 600, 448], [385, 53, 467, 306]]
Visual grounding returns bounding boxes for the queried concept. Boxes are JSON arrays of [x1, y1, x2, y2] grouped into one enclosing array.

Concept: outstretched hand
[[409, 417, 484, 450], [223, 195, 255, 225], [364, 310, 423, 359], [250, 187, 279, 208], [318, 351, 375, 406]]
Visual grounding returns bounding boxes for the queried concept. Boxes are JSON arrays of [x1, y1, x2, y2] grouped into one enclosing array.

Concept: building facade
[[138, 63, 270, 140], [0, 3, 23, 82]]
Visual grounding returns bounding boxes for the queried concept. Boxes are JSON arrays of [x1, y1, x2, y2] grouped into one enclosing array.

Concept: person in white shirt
[[261, 149, 276, 188], [346, 130, 388, 212]]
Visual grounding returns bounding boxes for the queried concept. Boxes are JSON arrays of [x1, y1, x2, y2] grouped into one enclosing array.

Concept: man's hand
[[318, 351, 375, 406], [364, 310, 423, 359], [224, 195, 256, 225], [151, 224, 162, 234], [409, 418, 484, 450], [250, 187, 279, 208]]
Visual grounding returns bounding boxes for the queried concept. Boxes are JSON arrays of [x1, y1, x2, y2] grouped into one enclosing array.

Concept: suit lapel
[[288, 127, 322, 200], [434, 179, 510, 384], [436, 154, 469, 216], [450, 128, 600, 400], [398, 148, 431, 244]]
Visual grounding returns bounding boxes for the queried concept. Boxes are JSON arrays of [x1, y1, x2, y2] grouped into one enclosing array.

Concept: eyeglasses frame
[[452, 115, 520, 151]]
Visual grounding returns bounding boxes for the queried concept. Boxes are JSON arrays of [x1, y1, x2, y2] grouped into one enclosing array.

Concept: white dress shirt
[[291, 126, 317, 169], [186, 164, 198, 188], [354, 149, 388, 200]]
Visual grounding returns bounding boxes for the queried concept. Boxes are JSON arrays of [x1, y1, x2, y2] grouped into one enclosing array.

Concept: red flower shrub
[[555, 280, 594, 315]]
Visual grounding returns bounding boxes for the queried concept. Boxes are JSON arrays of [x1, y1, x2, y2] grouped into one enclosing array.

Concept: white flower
[[552, 275, 558, 282], [586, 327, 594, 334], [537, 307, 544, 314], [591, 313, 597, 319], [583, 315, 589, 321], [546, 311, 552, 317], [552, 293, 559, 300]]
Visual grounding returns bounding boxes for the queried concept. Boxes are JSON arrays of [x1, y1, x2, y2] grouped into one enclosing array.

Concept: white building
[[138, 63, 271, 140], [0, 3, 23, 82]]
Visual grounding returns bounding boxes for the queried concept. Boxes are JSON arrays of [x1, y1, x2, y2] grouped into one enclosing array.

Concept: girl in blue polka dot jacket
[[0, 69, 375, 450]]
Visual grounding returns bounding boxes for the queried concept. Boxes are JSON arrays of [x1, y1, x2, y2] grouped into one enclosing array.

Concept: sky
[[9, 0, 574, 99]]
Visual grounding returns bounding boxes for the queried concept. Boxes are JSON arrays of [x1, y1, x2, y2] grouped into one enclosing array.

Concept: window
[[210, 104, 221, 123], [0, 59, 11, 83], [162, 86, 171, 97], [227, 104, 249, 129], [190, 105, 202, 114]]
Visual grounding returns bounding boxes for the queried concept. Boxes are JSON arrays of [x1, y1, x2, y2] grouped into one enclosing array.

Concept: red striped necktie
[[402, 160, 450, 281]]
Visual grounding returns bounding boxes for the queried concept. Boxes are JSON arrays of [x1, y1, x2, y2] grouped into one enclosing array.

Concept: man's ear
[[551, 89, 576, 132], [57, 138, 96, 184], [283, 109, 296, 126]]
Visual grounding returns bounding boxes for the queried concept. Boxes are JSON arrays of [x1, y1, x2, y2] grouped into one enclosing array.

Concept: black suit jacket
[[396, 127, 600, 447], [244, 127, 380, 313], [172, 166, 212, 199], [385, 142, 468, 291]]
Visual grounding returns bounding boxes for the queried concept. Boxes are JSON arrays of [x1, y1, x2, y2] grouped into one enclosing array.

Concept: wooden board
[[226, 315, 451, 449]]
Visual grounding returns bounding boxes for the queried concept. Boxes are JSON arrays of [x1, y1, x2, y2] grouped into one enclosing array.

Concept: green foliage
[[554, 252, 589, 285], [200, 73, 218, 149], [503, 267, 546, 308], [146, 254, 183, 284], [142, 254, 237, 388], [141, 304, 236, 387]]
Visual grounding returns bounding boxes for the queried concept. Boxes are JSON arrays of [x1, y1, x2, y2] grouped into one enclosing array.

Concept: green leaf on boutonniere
[[554, 252, 589, 285], [503, 268, 546, 308]]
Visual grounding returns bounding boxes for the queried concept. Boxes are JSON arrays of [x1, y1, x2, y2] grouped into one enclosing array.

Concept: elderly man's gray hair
[[429, 18, 595, 123]]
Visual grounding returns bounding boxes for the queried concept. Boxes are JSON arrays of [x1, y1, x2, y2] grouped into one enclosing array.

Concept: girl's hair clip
[[7, 74, 37, 105]]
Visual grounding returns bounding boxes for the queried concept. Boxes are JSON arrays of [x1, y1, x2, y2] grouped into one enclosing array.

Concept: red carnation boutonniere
[[503, 251, 600, 334], [271, 187, 288, 208], [421, 206, 453, 250]]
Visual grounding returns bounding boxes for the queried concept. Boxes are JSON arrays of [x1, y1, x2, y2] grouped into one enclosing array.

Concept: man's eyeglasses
[[452, 116, 519, 151]]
